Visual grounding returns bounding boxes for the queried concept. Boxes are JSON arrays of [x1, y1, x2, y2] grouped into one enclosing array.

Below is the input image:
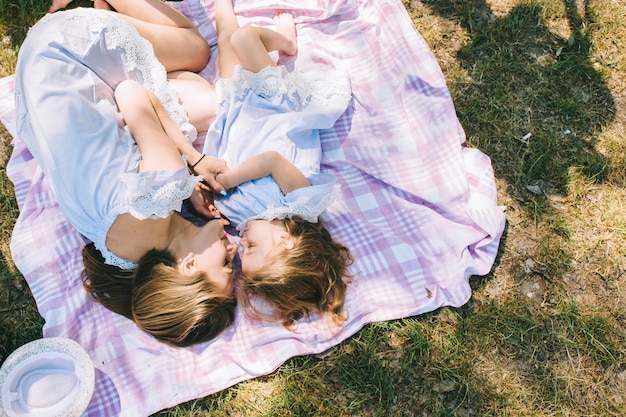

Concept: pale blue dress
[[14, 8, 200, 268], [202, 65, 352, 233]]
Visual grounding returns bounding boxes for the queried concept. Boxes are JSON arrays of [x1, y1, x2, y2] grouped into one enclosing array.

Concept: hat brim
[[0, 337, 95, 417]]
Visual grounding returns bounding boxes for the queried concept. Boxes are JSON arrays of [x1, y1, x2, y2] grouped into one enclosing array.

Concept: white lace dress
[[202, 65, 352, 233], [14, 8, 200, 268]]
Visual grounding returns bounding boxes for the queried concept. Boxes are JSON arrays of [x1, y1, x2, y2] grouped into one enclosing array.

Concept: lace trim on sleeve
[[119, 167, 202, 220], [219, 65, 352, 111], [96, 245, 139, 269], [235, 183, 338, 233]]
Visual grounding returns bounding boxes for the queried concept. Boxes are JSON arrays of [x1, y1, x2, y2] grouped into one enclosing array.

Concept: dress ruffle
[[217, 65, 352, 113]]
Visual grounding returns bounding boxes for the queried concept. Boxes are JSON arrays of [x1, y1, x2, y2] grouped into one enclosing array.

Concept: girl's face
[[188, 219, 238, 294], [239, 220, 293, 274]]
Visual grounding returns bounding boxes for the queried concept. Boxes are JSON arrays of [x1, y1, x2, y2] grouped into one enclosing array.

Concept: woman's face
[[189, 219, 238, 294]]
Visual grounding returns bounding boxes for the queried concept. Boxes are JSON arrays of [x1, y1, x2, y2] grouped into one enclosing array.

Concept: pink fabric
[[0, 0, 506, 415]]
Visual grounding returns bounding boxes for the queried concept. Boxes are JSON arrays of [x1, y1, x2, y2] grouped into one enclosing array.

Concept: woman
[[15, 0, 237, 347]]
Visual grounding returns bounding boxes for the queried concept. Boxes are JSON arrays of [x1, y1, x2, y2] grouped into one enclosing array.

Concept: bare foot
[[273, 13, 297, 56], [92, 0, 112, 10], [48, 0, 73, 13]]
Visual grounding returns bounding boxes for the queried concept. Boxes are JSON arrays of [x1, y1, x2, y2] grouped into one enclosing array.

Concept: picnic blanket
[[0, 0, 506, 415]]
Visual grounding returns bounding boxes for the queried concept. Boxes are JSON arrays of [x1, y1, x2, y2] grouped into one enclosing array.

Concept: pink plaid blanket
[[0, 0, 506, 415]]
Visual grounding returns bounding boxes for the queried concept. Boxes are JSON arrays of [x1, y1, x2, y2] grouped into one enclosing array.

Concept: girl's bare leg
[[272, 13, 297, 56], [49, 0, 111, 12], [92, 0, 111, 10], [215, 0, 243, 79], [215, 0, 297, 76], [230, 13, 297, 73]]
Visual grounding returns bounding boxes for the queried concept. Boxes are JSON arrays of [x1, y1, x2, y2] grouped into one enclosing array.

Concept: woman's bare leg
[[107, 0, 210, 72], [168, 71, 217, 132], [48, 0, 210, 72]]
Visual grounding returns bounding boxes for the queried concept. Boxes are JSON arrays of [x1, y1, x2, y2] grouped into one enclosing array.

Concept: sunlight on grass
[[0, 36, 17, 79]]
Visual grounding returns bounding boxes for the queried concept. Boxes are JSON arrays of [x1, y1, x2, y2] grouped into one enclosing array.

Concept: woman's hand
[[188, 183, 230, 225]]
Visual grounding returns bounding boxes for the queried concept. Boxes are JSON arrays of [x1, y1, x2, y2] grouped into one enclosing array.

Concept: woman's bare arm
[[114, 80, 228, 194], [114, 80, 184, 172]]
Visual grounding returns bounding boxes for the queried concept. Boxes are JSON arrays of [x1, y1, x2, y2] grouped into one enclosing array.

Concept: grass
[[1, 0, 626, 415]]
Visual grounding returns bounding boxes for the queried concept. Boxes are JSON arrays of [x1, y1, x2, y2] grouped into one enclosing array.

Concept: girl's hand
[[215, 171, 233, 191], [212, 151, 310, 195], [190, 155, 229, 194]]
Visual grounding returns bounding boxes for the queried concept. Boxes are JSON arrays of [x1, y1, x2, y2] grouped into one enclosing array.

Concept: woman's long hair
[[131, 249, 236, 347], [82, 243, 134, 318], [237, 217, 353, 328], [82, 243, 236, 347]]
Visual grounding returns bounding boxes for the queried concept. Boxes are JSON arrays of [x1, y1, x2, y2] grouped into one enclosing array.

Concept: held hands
[[194, 151, 310, 196], [188, 155, 231, 224], [189, 154, 230, 195], [213, 151, 278, 193], [215, 171, 235, 192]]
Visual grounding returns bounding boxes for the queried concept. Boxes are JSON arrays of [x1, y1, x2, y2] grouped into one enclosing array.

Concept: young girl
[[204, 0, 355, 327]]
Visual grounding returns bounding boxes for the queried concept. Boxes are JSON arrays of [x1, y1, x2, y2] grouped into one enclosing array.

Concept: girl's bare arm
[[216, 151, 310, 194]]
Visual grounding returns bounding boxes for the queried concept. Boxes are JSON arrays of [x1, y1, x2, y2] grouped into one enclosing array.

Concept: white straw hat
[[0, 337, 95, 417]]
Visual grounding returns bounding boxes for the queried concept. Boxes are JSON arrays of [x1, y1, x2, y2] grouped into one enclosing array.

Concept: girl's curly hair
[[237, 216, 353, 328]]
